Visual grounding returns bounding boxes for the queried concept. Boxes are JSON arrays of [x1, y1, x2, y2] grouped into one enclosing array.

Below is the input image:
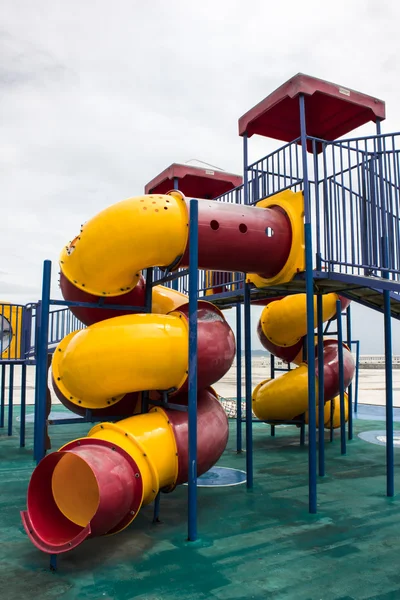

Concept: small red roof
[[144, 163, 242, 198], [238, 73, 386, 147]]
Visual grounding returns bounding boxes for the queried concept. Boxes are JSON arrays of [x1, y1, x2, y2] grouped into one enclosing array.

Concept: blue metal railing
[[314, 133, 400, 283], [231, 131, 400, 289], [246, 138, 303, 204]]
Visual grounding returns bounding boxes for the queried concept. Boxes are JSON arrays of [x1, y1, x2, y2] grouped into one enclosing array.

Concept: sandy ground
[[2, 357, 400, 408]]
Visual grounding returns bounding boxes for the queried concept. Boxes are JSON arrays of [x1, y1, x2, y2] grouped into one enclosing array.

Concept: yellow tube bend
[[60, 193, 189, 297], [52, 312, 189, 409], [261, 292, 339, 348]]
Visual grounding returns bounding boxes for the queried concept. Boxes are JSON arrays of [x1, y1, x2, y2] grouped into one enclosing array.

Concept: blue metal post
[[242, 131, 253, 487], [243, 134, 249, 205], [299, 93, 317, 513], [145, 268, 153, 311], [346, 306, 353, 440], [354, 340, 360, 413], [336, 300, 346, 455], [141, 268, 153, 414], [383, 285, 394, 496], [34, 260, 52, 464], [0, 364, 5, 428], [188, 199, 198, 541], [20, 363, 27, 447], [317, 294, 325, 476], [49, 554, 57, 571], [270, 355, 275, 437], [7, 363, 14, 436], [243, 282, 253, 488], [153, 491, 161, 523], [377, 119, 394, 497], [236, 301, 242, 453]]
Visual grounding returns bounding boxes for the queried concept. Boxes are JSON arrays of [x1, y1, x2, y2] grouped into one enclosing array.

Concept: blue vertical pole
[[20, 363, 27, 447], [34, 260, 52, 464], [383, 285, 394, 497], [33, 302, 41, 460], [354, 340, 360, 413], [336, 300, 346, 455], [243, 282, 253, 488], [145, 268, 153, 311], [0, 364, 5, 428], [376, 119, 394, 497], [346, 306, 353, 440], [242, 132, 253, 485], [243, 134, 249, 205], [317, 294, 325, 476], [7, 363, 14, 436], [299, 94, 317, 513], [188, 199, 198, 540], [236, 301, 242, 453], [141, 268, 153, 414], [172, 177, 180, 291], [270, 353, 275, 437]]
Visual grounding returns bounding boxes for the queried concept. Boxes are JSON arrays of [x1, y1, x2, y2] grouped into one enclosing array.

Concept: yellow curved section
[[0, 303, 23, 359], [252, 365, 314, 421], [57, 405, 177, 533], [248, 189, 305, 288], [152, 285, 187, 314], [305, 393, 349, 429], [261, 293, 339, 348], [60, 193, 189, 297], [52, 313, 189, 409]]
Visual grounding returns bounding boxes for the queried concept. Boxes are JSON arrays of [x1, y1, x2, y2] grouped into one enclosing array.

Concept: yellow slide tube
[[60, 193, 189, 297], [305, 393, 349, 429], [152, 285, 188, 314], [260, 292, 339, 347], [52, 406, 178, 531], [252, 365, 314, 421], [52, 312, 189, 409]]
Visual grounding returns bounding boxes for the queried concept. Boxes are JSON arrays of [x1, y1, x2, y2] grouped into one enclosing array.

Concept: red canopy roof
[[144, 163, 242, 198], [238, 73, 385, 147]]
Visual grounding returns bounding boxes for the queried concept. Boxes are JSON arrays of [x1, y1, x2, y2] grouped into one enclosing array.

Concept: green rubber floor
[[1, 407, 400, 600]]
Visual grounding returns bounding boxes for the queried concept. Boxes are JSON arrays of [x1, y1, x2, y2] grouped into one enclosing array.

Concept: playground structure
[[0, 73, 399, 567]]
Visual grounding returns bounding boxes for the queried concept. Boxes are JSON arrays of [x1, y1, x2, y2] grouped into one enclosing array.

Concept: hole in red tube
[[210, 220, 219, 230], [239, 223, 247, 233], [265, 227, 274, 237]]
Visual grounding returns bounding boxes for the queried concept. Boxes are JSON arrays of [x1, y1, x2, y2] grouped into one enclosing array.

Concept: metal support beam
[[336, 300, 346, 455], [244, 282, 253, 488], [346, 306, 353, 440], [317, 293, 325, 476], [34, 260, 52, 464], [236, 301, 242, 453], [188, 199, 199, 541], [299, 93, 317, 514]]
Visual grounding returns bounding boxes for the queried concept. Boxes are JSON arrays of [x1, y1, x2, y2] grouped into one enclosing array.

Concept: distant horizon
[[247, 349, 400, 358]]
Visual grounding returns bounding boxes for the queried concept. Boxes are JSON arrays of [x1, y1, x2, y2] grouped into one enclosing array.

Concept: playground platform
[[1, 407, 400, 600]]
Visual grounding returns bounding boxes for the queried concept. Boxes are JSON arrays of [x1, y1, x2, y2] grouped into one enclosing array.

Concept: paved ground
[[2, 407, 400, 599]]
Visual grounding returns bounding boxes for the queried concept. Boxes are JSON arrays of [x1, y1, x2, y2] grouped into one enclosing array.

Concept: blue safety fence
[[0, 301, 84, 444]]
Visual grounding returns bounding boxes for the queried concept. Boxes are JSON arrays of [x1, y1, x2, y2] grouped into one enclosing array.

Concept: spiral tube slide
[[21, 189, 304, 554], [21, 388, 227, 554], [253, 293, 356, 424]]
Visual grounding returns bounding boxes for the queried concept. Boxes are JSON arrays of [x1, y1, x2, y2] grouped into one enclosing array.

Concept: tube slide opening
[[22, 451, 92, 553], [52, 453, 99, 527]]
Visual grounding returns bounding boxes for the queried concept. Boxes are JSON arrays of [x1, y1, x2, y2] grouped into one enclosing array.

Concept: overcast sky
[[2, 0, 400, 353]]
